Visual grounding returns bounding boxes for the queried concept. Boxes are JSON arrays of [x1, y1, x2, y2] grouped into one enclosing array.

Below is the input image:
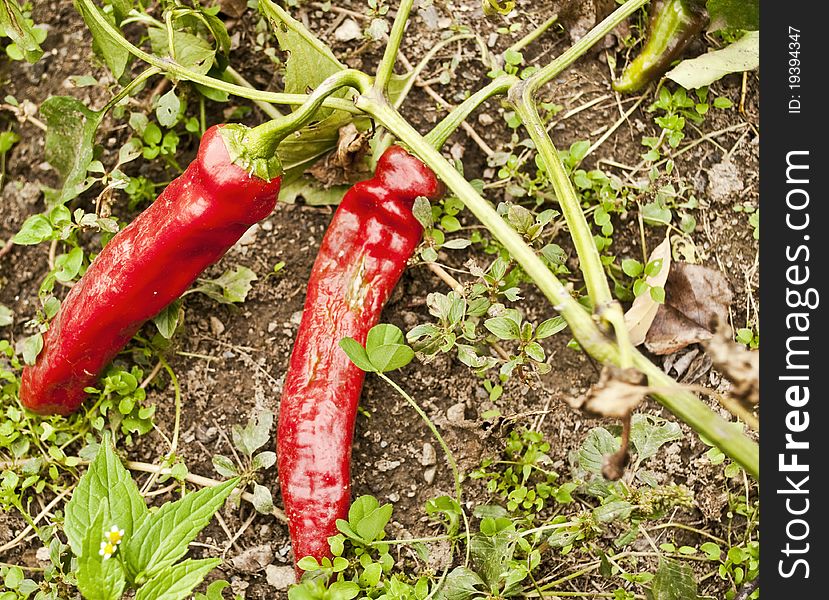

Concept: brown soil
[[0, 1, 759, 598]]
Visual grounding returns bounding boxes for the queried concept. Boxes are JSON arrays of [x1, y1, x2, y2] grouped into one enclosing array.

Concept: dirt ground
[[0, 1, 759, 598]]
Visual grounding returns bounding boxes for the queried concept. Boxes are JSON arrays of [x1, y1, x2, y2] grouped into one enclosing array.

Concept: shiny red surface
[[277, 146, 442, 568], [20, 125, 281, 415]]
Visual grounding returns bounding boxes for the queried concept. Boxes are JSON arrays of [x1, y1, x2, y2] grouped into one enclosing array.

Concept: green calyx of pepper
[[220, 69, 372, 181], [613, 0, 708, 94]]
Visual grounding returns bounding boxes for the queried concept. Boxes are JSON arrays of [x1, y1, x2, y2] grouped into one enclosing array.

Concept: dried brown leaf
[[704, 323, 759, 406], [570, 365, 648, 418], [624, 236, 672, 346], [306, 123, 371, 186], [645, 263, 732, 355]]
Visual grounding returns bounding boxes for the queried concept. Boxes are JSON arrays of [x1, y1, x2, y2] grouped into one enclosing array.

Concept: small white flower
[[99, 540, 116, 560], [105, 525, 125, 546]]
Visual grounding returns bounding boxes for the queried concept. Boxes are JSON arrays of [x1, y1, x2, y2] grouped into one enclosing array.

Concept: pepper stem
[[221, 69, 372, 181], [373, 0, 415, 96], [424, 76, 515, 151]]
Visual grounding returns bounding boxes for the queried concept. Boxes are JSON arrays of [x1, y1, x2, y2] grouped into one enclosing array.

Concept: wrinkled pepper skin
[[277, 146, 442, 568], [20, 125, 281, 415], [613, 0, 707, 93]]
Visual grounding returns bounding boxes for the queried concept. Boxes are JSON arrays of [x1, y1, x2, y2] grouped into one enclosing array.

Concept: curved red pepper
[[20, 125, 281, 415], [277, 145, 442, 567]]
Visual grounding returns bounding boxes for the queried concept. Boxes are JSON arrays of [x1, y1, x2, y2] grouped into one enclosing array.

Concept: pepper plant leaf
[[0, 0, 45, 63], [74, 0, 129, 79], [39, 96, 104, 206], [706, 0, 759, 32], [666, 31, 759, 90]]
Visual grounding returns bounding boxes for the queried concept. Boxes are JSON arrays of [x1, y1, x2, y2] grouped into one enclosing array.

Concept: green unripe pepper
[[613, 0, 708, 93]]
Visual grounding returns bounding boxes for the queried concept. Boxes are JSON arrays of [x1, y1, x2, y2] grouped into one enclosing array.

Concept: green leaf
[[667, 31, 759, 89], [74, 0, 129, 78], [593, 500, 634, 523], [123, 478, 237, 580], [211, 455, 238, 478], [366, 324, 406, 353], [0, 0, 44, 62], [622, 259, 643, 278], [231, 409, 273, 456], [54, 247, 84, 282], [630, 416, 683, 461], [368, 344, 414, 373], [147, 27, 215, 76], [348, 495, 393, 542], [251, 484, 274, 514], [484, 316, 521, 340], [13, 214, 53, 245], [194, 580, 232, 600], [156, 89, 181, 128], [706, 0, 758, 32], [278, 177, 348, 205], [433, 566, 485, 600], [193, 266, 258, 304], [647, 558, 699, 600], [134, 558, 221, 600], [578, 427, 620, 476], [412, 197, 434, 229], [76, 502, 127, 600], [0, 130, 20, 154], [470, 531, 514, 589], [64, 433, 148, 557], [152, 300, 181, 339], [20, 333, 43, 366], [641, 202, 672, 226], [40, 96, 104, 205], [536, 317, 566, 339], [339, 337, 376, 372]]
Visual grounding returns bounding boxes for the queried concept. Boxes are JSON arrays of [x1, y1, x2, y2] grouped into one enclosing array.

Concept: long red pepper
[[20, 125, 281, 415], [277, 145, 442, 566]]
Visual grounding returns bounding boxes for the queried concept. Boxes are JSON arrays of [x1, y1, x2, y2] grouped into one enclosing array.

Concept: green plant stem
[[374, 0, 415, 95], [159, 358, 181, 455], [510, 98, 611, 307], [507, 13, 559, 55], [76, 0, 359, 114], [424, 76, 515, 149], [101, 66, 161, 113], [244, 69, 371, 157], [525, 0, 649, 93], [361, 100, 759, 480]]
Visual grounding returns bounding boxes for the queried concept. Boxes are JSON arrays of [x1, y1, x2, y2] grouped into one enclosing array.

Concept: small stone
[[36, 546, 50, 562], [334, 19, 362, 42], [266, 565, 296, 590], [478, 113, 494, 126], [267, 321, 279, 333], [196, 426, 218, 444], [424, 466, 437, 484], [290, 311, 304, 325], [261, 220, 274, 231], [210, 316, 225, 336], [375, 458, 402, 472], [446, 402, 466, 423], [387, 492, 400, 502], [421, 442, 437, 466], [231, 544, 272, 573]]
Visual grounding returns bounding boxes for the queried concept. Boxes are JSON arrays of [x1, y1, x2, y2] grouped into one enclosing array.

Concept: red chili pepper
[[277, 145, 442, 567], [20, 125, 281, 415]]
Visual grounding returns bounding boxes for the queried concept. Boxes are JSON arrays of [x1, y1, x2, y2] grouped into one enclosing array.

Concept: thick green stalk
[[526, 0, 649, 93], [511, 98, 612, 306], [223, 69, 371, 180], [361, 99, 759, 479], [424, 76, 515, 149], [77, 0, 359, 114], [374, 0, 415, 95]]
